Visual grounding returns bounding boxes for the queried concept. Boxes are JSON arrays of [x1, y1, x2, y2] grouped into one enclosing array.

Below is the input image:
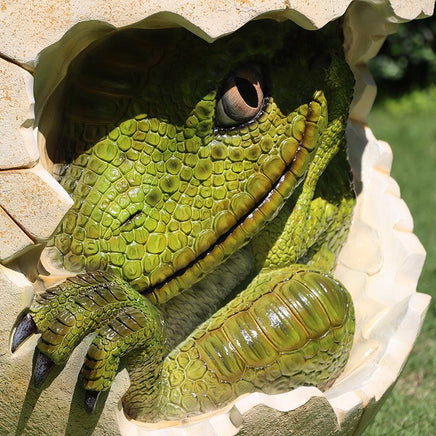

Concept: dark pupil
[[235, 77, 259, 108]]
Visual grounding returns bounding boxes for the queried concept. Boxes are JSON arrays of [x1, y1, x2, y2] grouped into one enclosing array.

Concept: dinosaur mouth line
[[146, 160, 301, 304]]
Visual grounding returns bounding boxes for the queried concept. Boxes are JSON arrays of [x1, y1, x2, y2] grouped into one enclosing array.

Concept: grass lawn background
[[364, 87, 436, 435]]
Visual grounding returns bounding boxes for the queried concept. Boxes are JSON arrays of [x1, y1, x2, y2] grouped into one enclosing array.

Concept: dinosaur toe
[[12, 313, 37, 353]]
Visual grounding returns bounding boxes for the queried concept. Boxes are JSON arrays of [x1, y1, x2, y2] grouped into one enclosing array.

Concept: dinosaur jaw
[[0, 1, 432, 436]]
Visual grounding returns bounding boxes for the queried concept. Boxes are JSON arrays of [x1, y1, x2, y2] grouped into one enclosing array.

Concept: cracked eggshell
[[0, 0, 433, 435], [0, 1, 376, 64], [0, 0, 433, 63], [0, 164, 73, 242], [0, 58, 38, 169], [0, 206, 34, 263]]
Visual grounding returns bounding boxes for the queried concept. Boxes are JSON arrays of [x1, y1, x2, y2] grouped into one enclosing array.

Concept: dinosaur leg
[[12, 272, 165, 412], [127, 265, 354, 421]]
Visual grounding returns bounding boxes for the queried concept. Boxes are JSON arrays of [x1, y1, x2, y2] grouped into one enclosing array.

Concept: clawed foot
[[12, 272, 165, 413]]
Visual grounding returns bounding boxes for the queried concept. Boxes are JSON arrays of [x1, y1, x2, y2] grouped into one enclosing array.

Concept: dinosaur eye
[[215, 67, 265, 128]]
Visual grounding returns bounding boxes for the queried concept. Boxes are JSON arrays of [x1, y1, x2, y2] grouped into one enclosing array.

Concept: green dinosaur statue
[[13, 19, 355, 422]]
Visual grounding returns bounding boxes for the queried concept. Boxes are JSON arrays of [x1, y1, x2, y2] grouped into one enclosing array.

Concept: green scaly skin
[[17, 20, 356, 422]]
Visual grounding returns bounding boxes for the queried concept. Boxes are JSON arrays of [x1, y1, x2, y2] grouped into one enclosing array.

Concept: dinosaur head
[[42, 20, 354, 304]]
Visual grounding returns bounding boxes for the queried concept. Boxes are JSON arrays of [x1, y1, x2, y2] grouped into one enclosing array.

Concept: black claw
[[84, 390, 101, 414], [11, 313, 37, 353], [33, 351, 55, 388]]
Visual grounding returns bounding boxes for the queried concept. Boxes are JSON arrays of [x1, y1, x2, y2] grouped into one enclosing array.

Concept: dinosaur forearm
[[144, 266, 354, 422]]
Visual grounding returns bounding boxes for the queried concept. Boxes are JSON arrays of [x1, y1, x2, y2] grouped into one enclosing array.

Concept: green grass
[[364, 87, 436, 435]]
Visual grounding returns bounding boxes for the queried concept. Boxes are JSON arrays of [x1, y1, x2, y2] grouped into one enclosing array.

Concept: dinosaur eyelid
[[215, 67, 265, 128]]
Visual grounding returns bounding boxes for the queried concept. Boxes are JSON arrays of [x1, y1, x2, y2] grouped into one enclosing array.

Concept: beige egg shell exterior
[[0, 1, 433, 435]]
